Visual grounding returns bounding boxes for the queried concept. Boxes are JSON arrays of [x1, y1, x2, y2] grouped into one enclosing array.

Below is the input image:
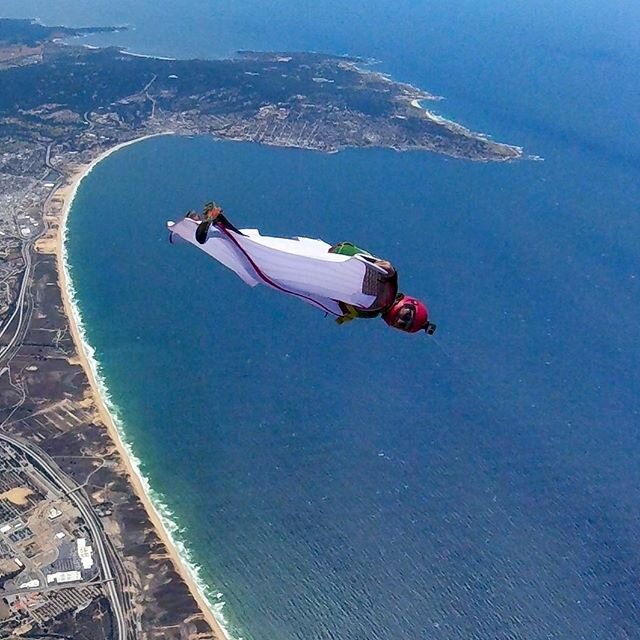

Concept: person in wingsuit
[[171, 203, 436, 335]]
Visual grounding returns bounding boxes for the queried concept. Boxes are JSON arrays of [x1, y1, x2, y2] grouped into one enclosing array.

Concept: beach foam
[[59, 140, 240, 640]]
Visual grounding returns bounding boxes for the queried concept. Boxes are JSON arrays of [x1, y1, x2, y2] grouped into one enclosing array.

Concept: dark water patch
[[65, 134, 640, 639]]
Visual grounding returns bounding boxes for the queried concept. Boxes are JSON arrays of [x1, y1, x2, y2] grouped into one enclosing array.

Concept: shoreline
[[53, 133, 231, 640]]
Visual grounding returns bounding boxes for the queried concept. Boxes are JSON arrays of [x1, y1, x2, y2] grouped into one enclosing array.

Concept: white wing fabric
[[167, 218, 378, 316]]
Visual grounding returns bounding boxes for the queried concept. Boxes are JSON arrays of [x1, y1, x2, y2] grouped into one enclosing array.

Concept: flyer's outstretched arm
[[167, 207, 372, 317]]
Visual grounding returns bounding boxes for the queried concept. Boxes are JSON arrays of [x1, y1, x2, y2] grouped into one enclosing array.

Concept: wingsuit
[[168, 203, 436, 335]]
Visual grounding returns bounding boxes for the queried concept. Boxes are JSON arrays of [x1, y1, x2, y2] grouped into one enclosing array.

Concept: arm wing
[[167, 219, 377, 317]]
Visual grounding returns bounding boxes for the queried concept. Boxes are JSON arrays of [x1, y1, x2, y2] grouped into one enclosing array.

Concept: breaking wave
[[60, 147, 242, 640]]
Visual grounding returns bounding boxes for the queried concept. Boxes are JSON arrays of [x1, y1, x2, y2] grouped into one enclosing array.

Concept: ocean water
[[8, 1, 640, 638]]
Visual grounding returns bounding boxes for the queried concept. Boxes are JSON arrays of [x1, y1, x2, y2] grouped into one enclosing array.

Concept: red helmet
[[382, 296, 429, 333]]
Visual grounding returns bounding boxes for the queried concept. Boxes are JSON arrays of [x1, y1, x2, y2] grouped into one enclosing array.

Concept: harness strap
[[335, 304, 360, 324]]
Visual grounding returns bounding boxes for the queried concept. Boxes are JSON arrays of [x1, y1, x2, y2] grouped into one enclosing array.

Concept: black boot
[[195, 220, 212, 245]]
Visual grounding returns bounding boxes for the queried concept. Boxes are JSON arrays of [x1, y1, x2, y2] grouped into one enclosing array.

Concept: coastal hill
[[0, 17, 119, 46], [0, 19, 522, 161]]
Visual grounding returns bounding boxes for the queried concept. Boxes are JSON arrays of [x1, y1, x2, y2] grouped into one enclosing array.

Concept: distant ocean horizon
[[10, 0, 640, 638]]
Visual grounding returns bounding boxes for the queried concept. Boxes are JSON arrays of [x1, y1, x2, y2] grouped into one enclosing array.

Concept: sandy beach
[[51, 134, 229, 640]]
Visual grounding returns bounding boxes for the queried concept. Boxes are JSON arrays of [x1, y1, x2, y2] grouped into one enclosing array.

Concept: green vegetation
[[0, 18, 117, 47]]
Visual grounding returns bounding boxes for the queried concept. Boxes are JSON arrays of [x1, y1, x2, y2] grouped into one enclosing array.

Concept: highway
[[0, 231, 35, 363], [0, 149, 60, 366], [0, 432, 131, 640], [0, 151, 140, 638]]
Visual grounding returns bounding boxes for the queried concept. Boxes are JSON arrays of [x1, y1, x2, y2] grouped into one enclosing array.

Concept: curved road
[[0, 432, 130, 640], [0, 153, 60, 366], [0, 155, 139, 638]]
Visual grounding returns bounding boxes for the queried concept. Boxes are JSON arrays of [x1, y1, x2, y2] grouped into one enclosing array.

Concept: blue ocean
[[6, 1, 640, 638]]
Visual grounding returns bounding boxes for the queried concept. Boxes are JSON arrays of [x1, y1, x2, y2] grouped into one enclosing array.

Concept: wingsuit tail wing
[[167, 218, 260, 287]]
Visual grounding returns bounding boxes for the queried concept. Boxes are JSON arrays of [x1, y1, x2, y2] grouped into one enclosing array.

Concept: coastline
[[52, 134, 230, 640]]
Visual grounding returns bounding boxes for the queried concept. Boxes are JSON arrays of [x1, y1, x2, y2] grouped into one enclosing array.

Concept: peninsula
[[0, 20, 523, 161], [0, 17, 522, 640]]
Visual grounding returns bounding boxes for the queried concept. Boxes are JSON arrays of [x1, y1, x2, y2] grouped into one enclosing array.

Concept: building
[[47, 507, 62, 520], [19, 578, 40, 589], [76, 538, 94, 570], [46, 571, 82, 584]]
